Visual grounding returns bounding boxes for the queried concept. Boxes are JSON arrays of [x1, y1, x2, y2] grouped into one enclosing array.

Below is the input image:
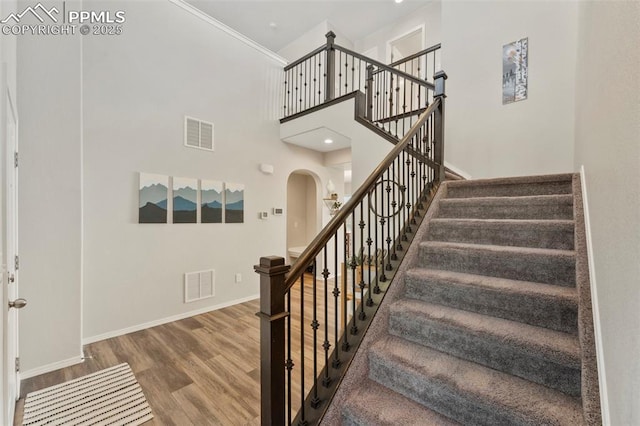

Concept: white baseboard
[[82, 294, 260, 345], [20, 355, 84, 380], [443, 161, 472, 179], [579, 165, 610, 425]]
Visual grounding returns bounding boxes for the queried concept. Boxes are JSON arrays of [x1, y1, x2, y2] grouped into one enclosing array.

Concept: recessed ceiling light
[[395, 0, 404, 3], [269, 22, 277, 29], [324, 138, 334, 144]]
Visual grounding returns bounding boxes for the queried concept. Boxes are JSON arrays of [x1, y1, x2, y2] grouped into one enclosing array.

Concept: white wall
[[14, 0, 342, 373], [277, 20, 354, 63], [355, 1, 441, 62], [17, 0, 83, 372], [574, 1, 640, 424], [441, 1, 578, 179], [79, 0, 340, 341], [286, 173, 318, 252]]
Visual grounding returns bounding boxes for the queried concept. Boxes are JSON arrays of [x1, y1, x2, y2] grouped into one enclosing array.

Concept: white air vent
[[184, 116, 214, 151], [184, 269, 215, 303]]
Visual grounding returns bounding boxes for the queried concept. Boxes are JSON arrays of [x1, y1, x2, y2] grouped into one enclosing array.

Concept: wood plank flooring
[[14, 299, 262, 426], [13, 274, 358, 425]]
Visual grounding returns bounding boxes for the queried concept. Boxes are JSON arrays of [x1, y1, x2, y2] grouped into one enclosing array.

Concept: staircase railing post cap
[[434, 70, 448, 80], [434, 70, 448, 98], [254, 256, 290, 275], [326, 31, 336, 44]]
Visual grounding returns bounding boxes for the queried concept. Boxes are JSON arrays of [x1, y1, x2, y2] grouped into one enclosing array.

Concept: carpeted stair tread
[[437, 194, 574, 220], [427, 218, 575, 250], [446, 176, 573, 199], [388, 299, 581, 395], [342, 380, 460, 426], [389, 298, 581, 367], [369, 335, 585, 425], [419, 241, 576, 286], [404, 268, 578, 333]]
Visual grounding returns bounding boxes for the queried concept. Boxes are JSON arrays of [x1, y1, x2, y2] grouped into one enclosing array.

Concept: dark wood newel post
[[325, 31, 336, 102], [433, 70, 448, 183], [255, 256, 290, 426]]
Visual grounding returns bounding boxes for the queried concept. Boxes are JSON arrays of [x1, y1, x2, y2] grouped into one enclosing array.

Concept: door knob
[[8, 298, 27, 309]]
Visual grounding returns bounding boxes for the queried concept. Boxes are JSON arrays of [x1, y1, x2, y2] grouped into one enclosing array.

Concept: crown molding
[[168, 0, 288, 66]]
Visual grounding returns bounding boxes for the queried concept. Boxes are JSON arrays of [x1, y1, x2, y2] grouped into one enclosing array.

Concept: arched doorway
[[286, 170, 320, 265]]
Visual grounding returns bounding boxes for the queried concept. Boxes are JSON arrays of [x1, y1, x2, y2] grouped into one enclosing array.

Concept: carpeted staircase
[[322, 173, 601, 425]]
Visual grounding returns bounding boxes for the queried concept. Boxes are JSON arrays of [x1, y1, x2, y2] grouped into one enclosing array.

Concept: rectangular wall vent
[[184, 269, 215, 303], [184, 116, 214, 151]]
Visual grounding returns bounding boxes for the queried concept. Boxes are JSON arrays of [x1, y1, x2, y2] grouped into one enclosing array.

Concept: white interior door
[[2, 62, 21, 425]]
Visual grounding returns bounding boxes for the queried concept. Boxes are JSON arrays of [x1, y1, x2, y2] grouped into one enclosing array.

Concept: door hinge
[[14, 255, 19, 271], [14, 152, 18, 168], [15, 357, 20, 372]]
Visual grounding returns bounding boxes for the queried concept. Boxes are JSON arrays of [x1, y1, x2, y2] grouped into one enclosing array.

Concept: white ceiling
[[185, 0, 428, 53], [282, 126, 351, 152]]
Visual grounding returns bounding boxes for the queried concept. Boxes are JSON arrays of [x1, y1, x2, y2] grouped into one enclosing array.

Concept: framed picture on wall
[[225, 183, 244, 223], [139, 173, 168, 224], [173, 177, 198, 223], [503, 37, 528, 104], [200, 179, 223, 224]]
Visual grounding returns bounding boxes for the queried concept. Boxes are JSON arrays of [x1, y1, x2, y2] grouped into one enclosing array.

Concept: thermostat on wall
[[273, 208, 284, 216]]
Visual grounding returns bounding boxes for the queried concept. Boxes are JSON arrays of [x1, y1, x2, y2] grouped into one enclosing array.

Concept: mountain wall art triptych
[[138, 173, 244, 224]]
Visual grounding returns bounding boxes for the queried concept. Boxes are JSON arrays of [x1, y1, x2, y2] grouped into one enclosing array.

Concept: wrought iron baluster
[[350, 209, 358, 335], [341, 224, 350, 351], [410, 80, 415, 128], [318, 59, 322, 105], [310, 260, 320, 409], [332, 233, 341, 368], [378, 175, 387, 282], [284, 74, 288, 117], [366, 192, 374, 306], [402, 77, 407, 136], [385, 169, 394, 270], [376, 69, 381, 125], [299, 273, 306, 424], [337, 51, 342, 97], [391, 160, 399, 260], [405, 149, 412, 235], [354, 58, 359, 95], [298, 65, 303, 114], [322, 248, 331, 387], [344, 55, 349, 94], [358, 201, 366, 320], [286, 291, 293, 425], [373, 183, 382, 292], [304, 60, 308, 111]]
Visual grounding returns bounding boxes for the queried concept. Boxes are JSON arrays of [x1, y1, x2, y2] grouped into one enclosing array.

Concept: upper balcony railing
[[388, 43, 442, 85], [282, 32, 442, 143]]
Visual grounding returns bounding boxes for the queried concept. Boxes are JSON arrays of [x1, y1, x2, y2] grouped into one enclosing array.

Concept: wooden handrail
[[283, 96, 442, 291], [283, 44, 327, 71], [388, 43, 441, 68], [333, 44, 435, 90]]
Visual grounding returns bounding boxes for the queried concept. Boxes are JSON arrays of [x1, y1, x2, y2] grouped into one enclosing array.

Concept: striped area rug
[[22, 363, 153, 426]]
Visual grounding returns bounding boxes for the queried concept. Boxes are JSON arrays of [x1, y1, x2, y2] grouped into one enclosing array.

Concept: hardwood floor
[[14, 299, 263, 426], [13, 274, 357, 425]]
